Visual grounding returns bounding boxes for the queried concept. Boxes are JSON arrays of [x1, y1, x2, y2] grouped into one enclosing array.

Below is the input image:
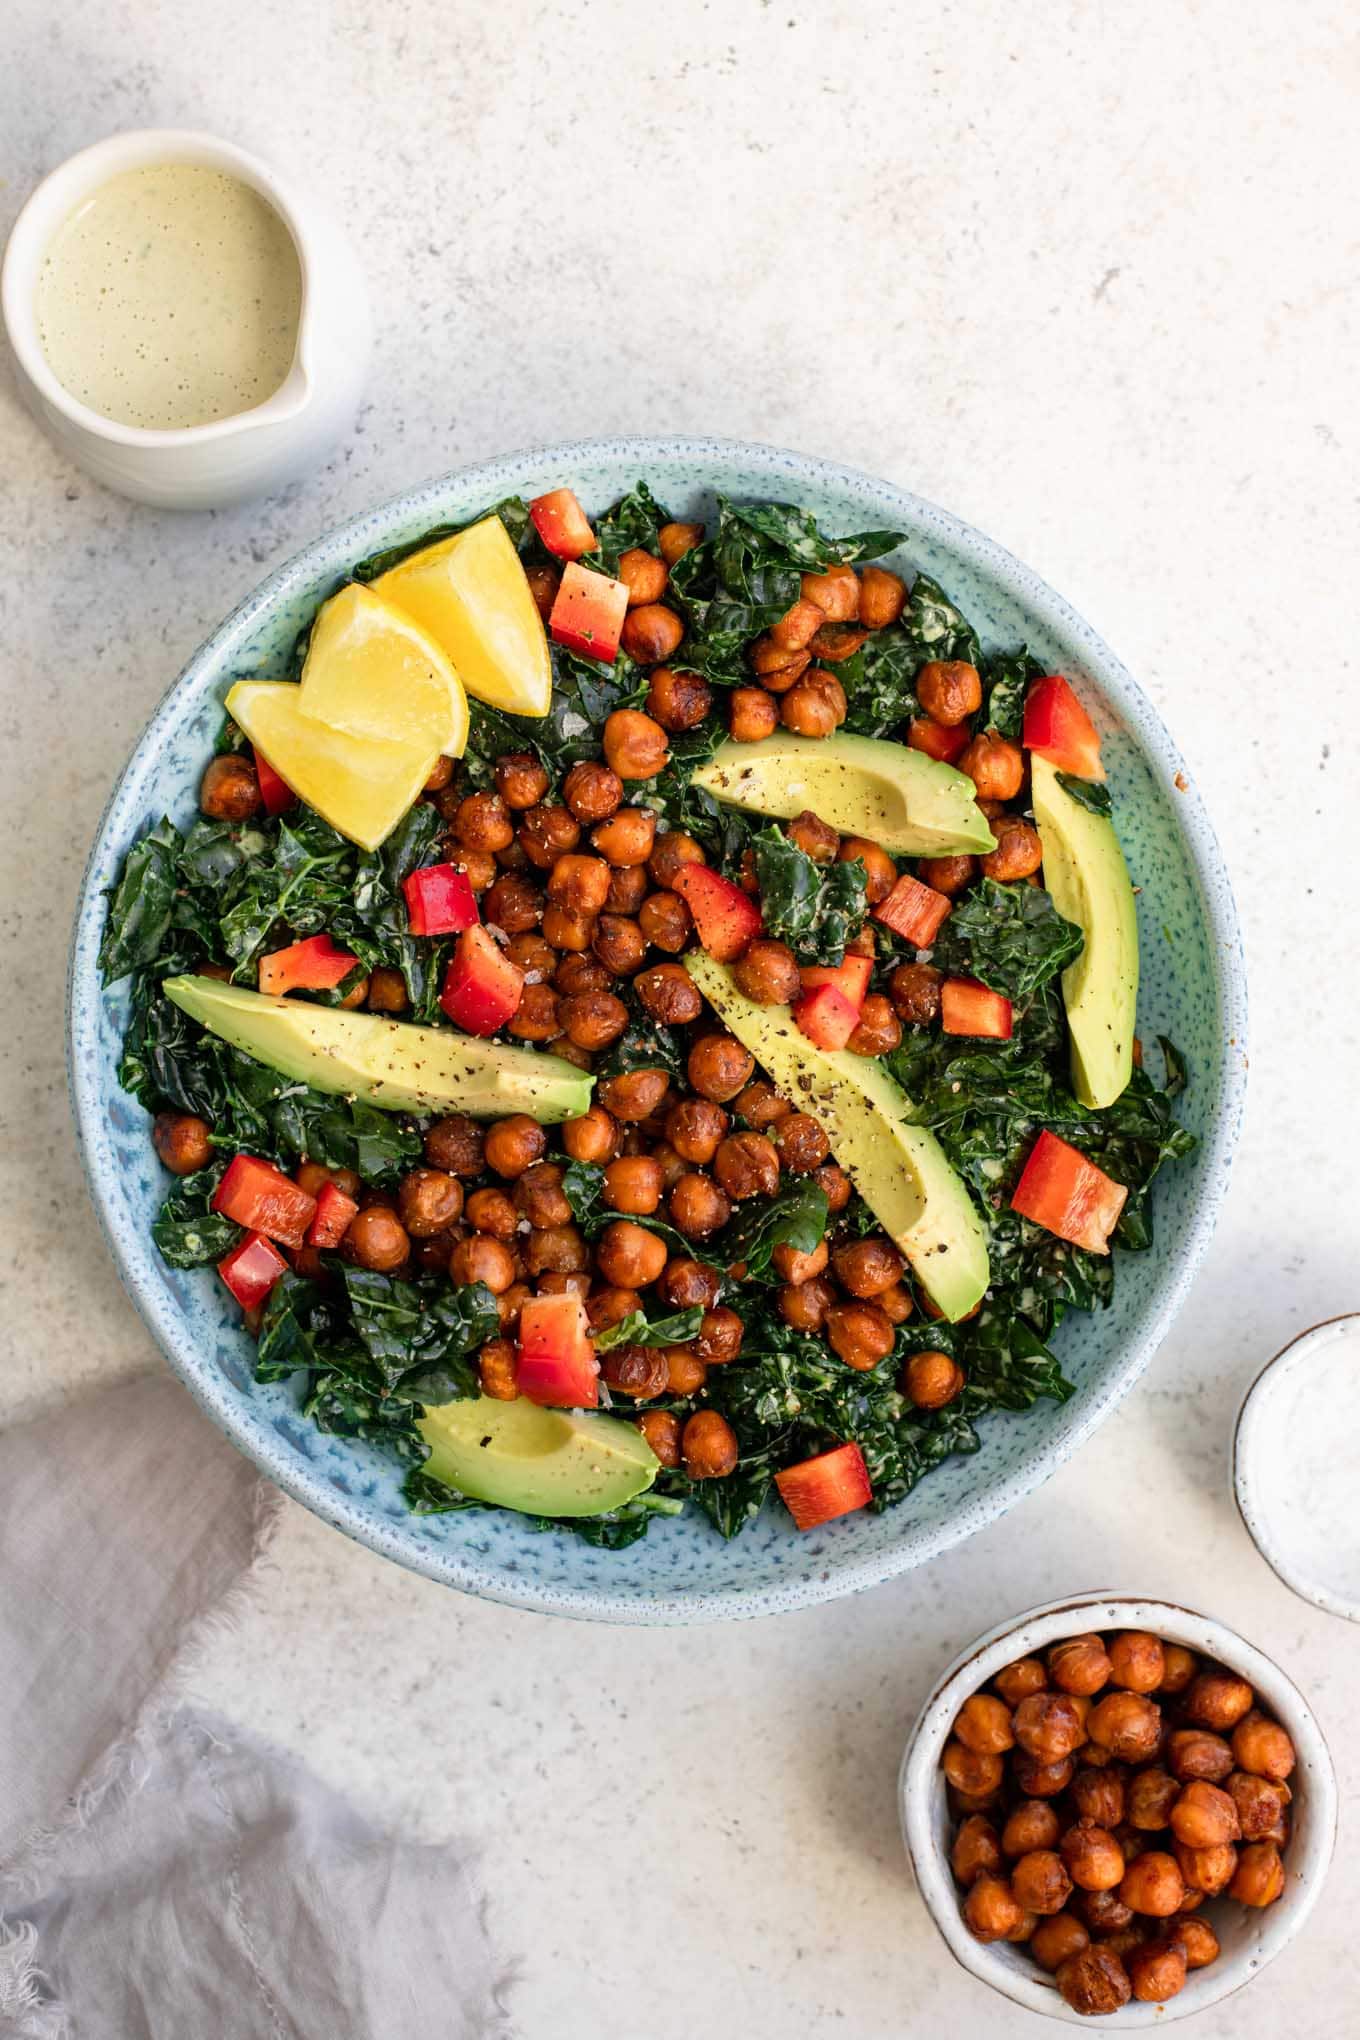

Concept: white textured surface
[[1, 4, 1356, 2035]]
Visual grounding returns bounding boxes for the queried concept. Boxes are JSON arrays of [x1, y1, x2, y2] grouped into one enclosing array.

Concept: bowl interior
[[67, 438, 1246, 1621]]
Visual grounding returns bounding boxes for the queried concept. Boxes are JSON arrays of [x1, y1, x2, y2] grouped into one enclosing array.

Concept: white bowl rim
[[898, 1590, 1338, 2026], [1234, 1314, 1360, 1625], [65, 435, 1250, 1622]]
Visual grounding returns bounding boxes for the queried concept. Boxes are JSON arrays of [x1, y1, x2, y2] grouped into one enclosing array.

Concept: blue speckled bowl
[[67, 438, 1247, 1623]]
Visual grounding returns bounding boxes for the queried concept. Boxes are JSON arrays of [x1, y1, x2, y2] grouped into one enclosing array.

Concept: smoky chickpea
[[837, 835, 897, 904], [199, 753, 261, 821], [1226, 1771, 1289, 1840], [877, 1281, 914, 1325], [646, 666, 712, 732], [771, 1111, 830, 1173], [621, 603, 684, 666], [586, 1286, 643, 1332], [781, 672, 847, 737], [519, 802, 581, 868], [1159, 1645, 1198, 1695], [423, 755, 454, 794], [847, 995, 902, 1058], [524, 566, 558, 623], [591, 807, 657, 867], [547, 852, 611, 916], [603, 709, 669, 780], [647, 832, 706, 893], [523, 1225, 589, 1276], [888, 961, 943, 1026], [636, 1408, 682, 1468], [597, 1068, 671, 1122], [1126, 1769, 1179, 1831], [958, 733, 1025, 803], [658, 1258, 722, 1312], [694, 1306, 743, 1365], [1060, 1824, 1127, 1895], [465, 1187, 517, 1238], [454, 791, 514, 853], [1128, 1940, 1187, 2005], [657, 520, 704, 567], [1072, 1768, 1127, 1829], [955, 1694, 1016, 1757], [541, 904, 596, 953], [604, 863, 648, 916], [1170, 1781, 1240, 1850], [1002, 1801, 1061, 1857], [397, 1168, 463, 1237], [682, 1409, 738, 1480], [1118, 1851, 1185, 1918], [687, 1034, 755, 1104], [963, 1874, 1027, 1944], [152, 1111, 213, 1175], [1105, 1631, 1165, 1694], [494, 753, 549, 810], [729, 686, 779, 742], [943, 1741, 1005, 1798], [900, 1349, 962, 1411], [555, 952, 610, 999], [558, 761, 620, 827], [779, 1275, 837, 1333], [1049, 1634, 1113, 1697], [831, 1237, 903, 1298], [781, 810, 840, 861], [665, 1098, 729, 1165], [507, 983, 561, 1041], [1013, 1692, 1087, 1765], [713, 1131, 780, 1201], [483, 872, 544, 936], [1012, 1753, 1076, 1799], [512, 1163, 572, 1230], [560, 990, 629, 1051], [603, 1155, 664, 1216], [1012, 1851, 1074, 1916], [597, 1221, 668, 1289], [1032, 1912, 1089, 1973], [343, 1205, 409, 1273], [668, 1171, 731, 1239], [562, 1104, 620, 1165], [637, 889, 692, 953], [994, 1658, 1048, 1707], [424, 1115, 485, 1176], [813, 1162, 852, 1212], [1230, 1841, 1285, 1908], [1056, 1943, 1132, 2016], [730, 938, 800, 1007], [477, 1337, 520, 1401], [636, 962, 703, 1024], [1176, 1914, 1219, 1969], [1167, 1728, 1234, 1783], [617, 547, 668, 607], [1231, 1712, 1295, 1783], [601, 1344, 669, 1400], [952, 1814, 1003, 1887], [916, 660, 982, 726], [917, 854, 977, 897], [484, 1115, 547, 1179], [449, 1235, 516, 1294], [1088, 1692, 1161, 1763], [826, 1301, 894, 1372], [857, 565, 907, 629], [982, 816, 1044, 884], [366, 966, 409, 1013]]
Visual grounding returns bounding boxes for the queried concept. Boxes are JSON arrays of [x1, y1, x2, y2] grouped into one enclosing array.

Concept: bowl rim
[[898, 1590, 1338, 2026], [1233, 1314, 1360, 1625], [66, 434, 1249, 1623]]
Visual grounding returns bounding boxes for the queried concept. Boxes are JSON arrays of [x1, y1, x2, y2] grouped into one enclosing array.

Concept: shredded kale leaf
[[981, 647, 1043, 740], [751, 826, 869, 965], [930, 879, 1085, 1004], [594, 1307, 704, 1353], [1057, 772, 1114, 817], [720, 1177, 829, 1280], [582, 480, 671, 577], [150, 1164, 237, 1268]]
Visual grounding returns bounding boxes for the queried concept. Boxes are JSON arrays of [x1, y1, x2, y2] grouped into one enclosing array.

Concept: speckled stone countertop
[[1, 4, 1356, 2035]]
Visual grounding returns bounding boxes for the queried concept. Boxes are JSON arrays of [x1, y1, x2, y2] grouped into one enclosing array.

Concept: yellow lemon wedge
[[374, 513, 552, 718], [227, 680, 441, 851], [299, 583, 469, 758]]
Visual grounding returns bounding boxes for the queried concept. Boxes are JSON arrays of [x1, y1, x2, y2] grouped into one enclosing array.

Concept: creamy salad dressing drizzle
[[35, 163, 302, 430]]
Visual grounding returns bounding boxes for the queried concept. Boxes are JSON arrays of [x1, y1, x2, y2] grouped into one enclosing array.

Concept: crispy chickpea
[[857, 565, 907, 629], [955, 1694, 1016, 1757], [1013, 1752, 1076, 1798], [658, 520, 704, 566], [899, 1350, 962, 1412], [484, 1115, 547, 1179], [1173, 1839, 1233, 1897], [1060, 1824, 1127, 1893], [1158, 1645, 1198, 1695], [152, 1111, 213, 1175], [542, 904, 596, 953], [477, 1336, 520, 1401], [658, 1257, 722, 1311], [621, 603, 684, 666], [555, 952, 610, 999], [682, 1409, 738, 1480], [603, 709, 669, 781], [337, 973, 370, 1010], [504, 932, 557, 980], [1015, 1692, 1087, 1764], [1118, 1853, 1189, 1923], [1128, 1939, 1187, 2005], [943, 1739, 1004, 1800], [779, 1275, 837, 1333], [1226, 1771, 1289, 1840], [1078, 1887, 1133, 1937], [827, 1301, 894, 1372], [694, 1306, 743, 1365], [523, 1224, 589, 1276], [982, 816, 1044, 884], [1231, 1712, 1295, 1783], [558, 761, 620, 828], [800, 564, 860, 621], [728, 938, 799, 1007], [448, 1235, 516, 1293], [847, 995, 902, 1058], [617, 546, 669, 607], [453, 848, 497, 892], [632, 962, 701, 1026], [597, 1220, 668, 1289], [366, 966, 408, 1013], [750, 639, 810, 689], [770, 596, 827, 652], [664, 1098, 729, 1166], [296, 1162, 361, 1202], [1170, 1781, 1240, 1850], [888, 961, 943, 1026], [587, 1287, 644, 1333], [1088, 1692, 1161, 1763], [668, 1171, 731, 1240], [713, 1131, 780, 1201], [602, 1344, 669, 1400], [1068, 1768, 1123, 1828], [493, 752, 549, 811], [513, 1163, 572, 1230], [636, 1407, 682, 1468], [425, 1115, 484, 1176], [507, 983, 561, 1041], [562, 1104, 620, 1166], [781, 673, 847, 737], [728, 685, 779, 742], [603, 1155, 664, 1216], [1012, 1850, 1073, 1916], [343, 1206, 409, 1273], [519, 802, 581, 869], [454, 791, 513, 853], [809, 623, 868, 664], [952, 1814, 1003, 1887], [1167, 1728, 1233, 1784], [836, 835, 897, 905], [686, 1035, 754, 1105], [591, 808, 658, 868], [560, 990, 629, 1052], [1049, 1635, 1114, 1697], [604, 864, 648, 917], [643, 833, 701, 893], [536, 1272, 591, 1301], [1002, 1801, 1061, 1857], [995, 1658, 1048, 1706], [1174, 1914, 1219, 1969], [524, 565, 558, 623], [646, 665, 711, 732], [917, 660, 982, 727], [1032, 1912, 1089, 1973], [917, 854, 976, 898], [779, 811, 838, 864], [397, 1168, 463, 1237], [547, 853, 611, 917], [963, 1874, 1026, 1944], [635, 891, 689, 955], [1103, 1631, 1164, 1694], [1056, 1943, 1132, 2015], [831, 1238, 903, 1298], [199, 752, 260, 820], [1127, 1768, 1179, 1831], [877, 1281, 914, 1325], [813, 1164, 852, 1215], [423, 754, 455, 794], [771, 1111, 830, 1173], [958, 733, 1025, 803], [598, 1069, 671, 1121]]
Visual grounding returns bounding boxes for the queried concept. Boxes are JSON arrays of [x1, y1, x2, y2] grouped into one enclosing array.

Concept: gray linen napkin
[[0, 1373, 516, 2039]]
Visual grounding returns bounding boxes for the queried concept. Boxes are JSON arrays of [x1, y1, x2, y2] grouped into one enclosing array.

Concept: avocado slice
[[691, 733, 994, 857], [163, 976, 593, 1122], [417, 1396, 659, 1516], [684, 953, 989, 1320], [1030, 755, 1138, 1109]]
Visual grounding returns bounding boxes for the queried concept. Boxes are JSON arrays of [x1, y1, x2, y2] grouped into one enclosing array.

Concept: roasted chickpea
[[397, 1168, 463, 1237], [199, 752, 260, 820], [835, 835, 896, 905], [1002, 1801, 1061, 1857], [553, 765, 618, 832], [800, 564, 860, 621], [1056, 1943, 1132, 2015], [617, 546, 668, 607], [559, 990, 628, 1052], [712, 1131, 780, 1202], [751, 639, 810, 689], [982, 816, 1044, 883], [1049, 1634, 1114, 1697], [1225, 1771, 1289, 1840], [554, 952, 610, 999], [513, 1163, 572, 1230], [769, 596, 826, 652], [597, 1220, 668, 1289], [916, 854, 976, 898], [634, 892, 688, 956], [423, 754, 455, 794], [857, 565, 907, 629], [813, 1163, 852, 1215], [830, 1237, 903, 1298], [771, 1111, 830, 1173], [958, 733, 1025, 803], [728, 685, 779, 742], [781, 672, 847, 737], [1012, 1850, 1073, 1916], [453, 791, 513, 853], [917, 660, 982, 726], [454, 847, 498, 892], [777, 811, 837, 864], [1060, 1824, 1127, 1894], [952, 1814, 1004, 1887], [646, 665, 711, 732], [897, 1350, 960, 1412], [343, 1205, 410, 1273], [657, 519, 704, 567], [1101, 1630, 1164, 1694], [1119, 1851, 1186, 1918], [604, 863, 648, 916], [1127, 1768, 1179, 1831], [524, 565, 558, 623], [808, 623, 868, 664], [694, 1306, 743, 1365], [152, 1111, 213, 1175], [1170, 1914, 1218, 1970], [888, 961, 944, 1026], [661, 1099, 726, 1167], [963, 1874, 1026, 1944], [591, 807, 658, 868], [943, 1741, 1005, 1799], [602, 1344, 669, 1400], [621, 603, 684, 666], [562, 1104, 620, 1165], [603, 709, 669, 780], [546, 853, 611, 917], [424, 1116, 485, 1178], [1231, 1712, 1295, 1783], [602, 1155, 664, 1216], [1088, 1692, 1161, 1763], [636, 1407, 682, 1468], [1158, 1645, 1198, 1695], [955, 1694, 1016, 1757], [1170, 1781, 1240, 1850], [1167, 1728, 1233, 1784], [586, 1286, 644, 1332], [494, 753, 549, 811], [1066, 1769, 1121, 1830], [668, 1171, 731, 1240], [658, 1257, 722, 1311], [1078, 1887, 1134, 1937], [827, 1300, 894, 1372], [1013, 1753, 1076, 1798], [519, 803, 581, 869], [484, 1115, 546, 1179], [847, 994, 902, 1058], [875, 1281, 913, 1325], [687, 1034, 755, 1104], [366, 966, 409, 1013], [682, 1409, 738, 1480], [995, 1658, 1048, 1707], [1127, 1939, 1187, 2005], [1031, 1912, 1089, 1973], [631, 962, 700, 1026], [336, 973, 370, 1010], [474, 1333, 519, 1399], [522, 1224, 589, 1276], [541, 904, 596, 953], [506, 983, 561, 1041], [598, 1069, 671, 1122], [447, 1235, 515, 1293], [296, 1162, 361, 1202], [731, 938, 801, 1007], [1015, 1692, 1087, 1764]]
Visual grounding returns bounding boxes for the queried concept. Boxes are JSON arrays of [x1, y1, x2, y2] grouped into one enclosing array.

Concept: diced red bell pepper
[[940, 977, 1014, 1040], [907, 716, 970, 766], [258, 933, 361, 998], [439, 924, 525, 1036], [1010, 1128, 1129, 1255], [402, 862, 480, 937], [775, 1442, 873, 1531], [1023, 675, 1105, 781], [792, 982, 861, 1051], [798, 953, 873, 1011], [874, 873, 953, 948], [529, 487, 597, 562], [253, 745, 296, 815], [548, 561, 630, 663], [218, 1230, 289, 1310], [306, 1179, 359, 1250], [515, 1294, 600, 1409], [671, 863, 763, 963], [212, 1154, 318, 1249]]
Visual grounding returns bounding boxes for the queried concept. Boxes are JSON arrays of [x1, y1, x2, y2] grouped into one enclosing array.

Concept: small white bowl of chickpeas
[[899, 1594, 1337, 2023]]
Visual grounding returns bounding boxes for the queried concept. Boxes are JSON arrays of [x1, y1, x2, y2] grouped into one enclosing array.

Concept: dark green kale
[[149, 1164, 237, 1268], [836, 571, 983, 737], [348, 496, 533, 582], [582, 480, 671, 576], [99, 817, 189, 982], [719, 1176, 829, 1280], [980, 647, 1043, 740], [1056, 772, 1114, 817], [929, 879, 1084, 1004], [751, 826, 869, 964], [594, 1307, 704, 1353]]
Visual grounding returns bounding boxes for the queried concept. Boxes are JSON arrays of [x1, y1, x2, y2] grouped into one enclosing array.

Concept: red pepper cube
[[670, 863, 763, 962], [798, 954, 872, 1011], [258, 933, 361, 998], [1023, 675, 1105, 781], [306, 1180, 359, 1250], [874, 873, 953, 948], [775, 1442, 873, 1530], [211, 1155, 317, 1249], [1011, 1128, 1129, 1254], [515, 1294, 600, 1409], [529, 487, 597, 562], [218, 1229, 289, 1310], [907, 717, 970, 766], [548, 562, 629, 664], [253, 746, 296, 815], [402, 862, 480, 937], [939, 978, 1013, 1039], [439, 924, 525, 1036], [792, 982, 861, 1051]]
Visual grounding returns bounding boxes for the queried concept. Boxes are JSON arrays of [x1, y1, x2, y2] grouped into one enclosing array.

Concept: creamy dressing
[[35, 163, 302, 430]]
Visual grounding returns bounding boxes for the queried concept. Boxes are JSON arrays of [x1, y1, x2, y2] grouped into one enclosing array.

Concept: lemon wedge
[[374, 513, 552, 718], [227, 680, 441, 851], [299, 583, 469, 758]]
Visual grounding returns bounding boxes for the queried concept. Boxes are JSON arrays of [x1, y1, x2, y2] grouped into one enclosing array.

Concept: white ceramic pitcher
[[2, 129, 372, 509]]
